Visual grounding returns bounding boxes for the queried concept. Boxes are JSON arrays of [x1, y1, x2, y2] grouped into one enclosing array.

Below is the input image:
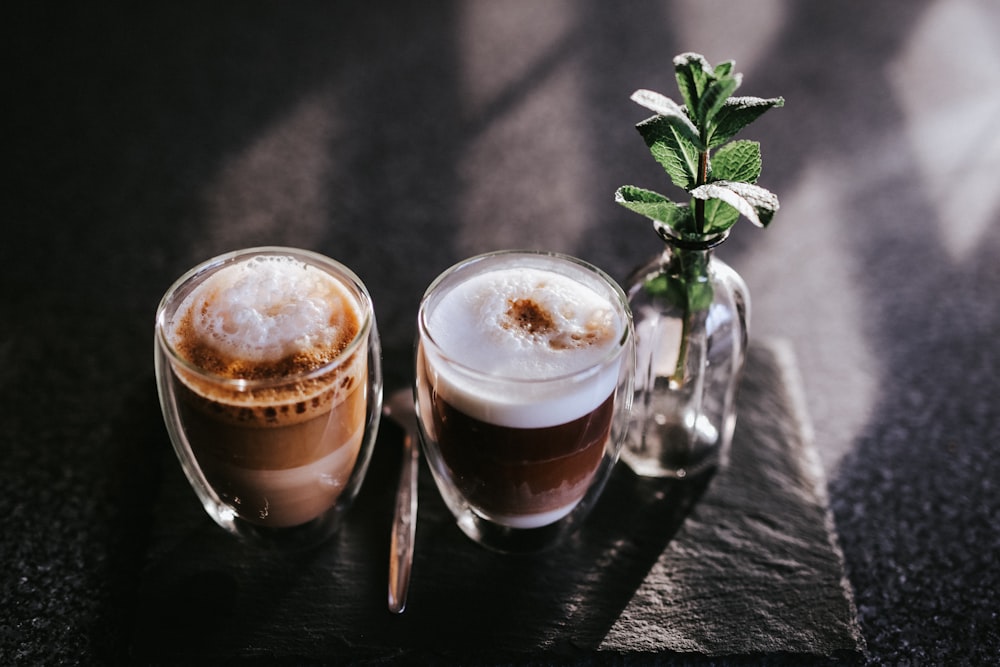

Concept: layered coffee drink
[[417, 254, 629, 532], [158, 252, 373, 532]]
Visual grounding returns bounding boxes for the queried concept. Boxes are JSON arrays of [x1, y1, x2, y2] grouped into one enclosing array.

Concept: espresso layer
[[429, 391, 612, 520], [177, 376, 367, 470]]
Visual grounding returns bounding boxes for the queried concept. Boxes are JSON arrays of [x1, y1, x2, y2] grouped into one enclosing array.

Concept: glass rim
[[155, 246, 375, 391], [417, 249, 632, 385]]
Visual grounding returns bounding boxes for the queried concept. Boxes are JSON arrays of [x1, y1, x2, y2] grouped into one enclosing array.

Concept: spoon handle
[[388, 428, 418, 614]]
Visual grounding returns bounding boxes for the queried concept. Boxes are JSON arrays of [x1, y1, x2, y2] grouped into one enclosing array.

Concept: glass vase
[[622, 226, 749, 478]]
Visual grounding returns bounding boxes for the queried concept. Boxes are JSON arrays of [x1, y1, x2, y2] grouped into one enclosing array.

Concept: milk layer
[[201, 422, 364, 528]]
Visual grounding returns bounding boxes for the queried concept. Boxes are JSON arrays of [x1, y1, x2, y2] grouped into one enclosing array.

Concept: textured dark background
[[4, 1, 999, 665]]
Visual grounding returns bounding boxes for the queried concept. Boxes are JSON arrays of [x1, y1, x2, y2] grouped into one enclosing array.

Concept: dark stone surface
[[600, 342, 861, 658], [3, 1, 999, 665], [129, 342, 859, 665]]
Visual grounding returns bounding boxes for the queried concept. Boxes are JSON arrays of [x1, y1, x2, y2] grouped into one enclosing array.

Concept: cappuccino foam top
[[423, 266, 624, 427], [169, 255, 361, 381]]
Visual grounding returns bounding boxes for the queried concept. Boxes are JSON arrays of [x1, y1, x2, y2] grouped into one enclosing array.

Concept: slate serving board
[[131, 340, 863, 664]]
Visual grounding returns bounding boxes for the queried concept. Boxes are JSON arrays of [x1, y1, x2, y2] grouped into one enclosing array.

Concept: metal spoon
[[383, 388, 419, 614]]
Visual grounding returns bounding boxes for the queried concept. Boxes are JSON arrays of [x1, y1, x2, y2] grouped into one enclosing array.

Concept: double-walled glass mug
[[154, 247, 382, 549], [415, 250, 634, 553]]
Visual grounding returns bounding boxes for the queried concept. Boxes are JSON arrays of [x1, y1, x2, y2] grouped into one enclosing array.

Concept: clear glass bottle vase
[[622, 226, 749, 478]]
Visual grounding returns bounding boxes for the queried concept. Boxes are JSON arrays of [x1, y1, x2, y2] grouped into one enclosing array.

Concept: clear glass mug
[[154, 247, 382, 549], [415, 250, 634, 553]]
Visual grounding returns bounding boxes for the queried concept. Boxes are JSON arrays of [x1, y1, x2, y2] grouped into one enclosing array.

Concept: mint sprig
[[616, 53, 784, 237], [617, 54, 783, 386]]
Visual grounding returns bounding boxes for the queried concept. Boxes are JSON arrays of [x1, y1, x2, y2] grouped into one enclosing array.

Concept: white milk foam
[[178, 255, 354, 364], [425, 266, 624, 428]]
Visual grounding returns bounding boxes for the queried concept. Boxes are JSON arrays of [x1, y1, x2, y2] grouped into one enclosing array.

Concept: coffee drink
[[158, 251, 375, 533], [416, 254, 629, 533]]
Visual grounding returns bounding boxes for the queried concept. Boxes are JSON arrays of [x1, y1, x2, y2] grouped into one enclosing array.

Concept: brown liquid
[[426, 389, 612, 521], [167, 272, 368, 529], [173, 363, 366, 528]]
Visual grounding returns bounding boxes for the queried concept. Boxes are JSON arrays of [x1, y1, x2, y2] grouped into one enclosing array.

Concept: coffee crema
[[418, 262, 626, 528], [164, 254, 368, 528]]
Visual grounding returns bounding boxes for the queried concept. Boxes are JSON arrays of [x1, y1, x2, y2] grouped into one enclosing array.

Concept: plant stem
[[674, 148, 710, 386], [671, 301, 694, 387], [694, 149, 709, 234], [669, 247, 698, 388]]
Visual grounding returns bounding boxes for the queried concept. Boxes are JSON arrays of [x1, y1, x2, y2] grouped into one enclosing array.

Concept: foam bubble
[[172, 255, 359, 376]]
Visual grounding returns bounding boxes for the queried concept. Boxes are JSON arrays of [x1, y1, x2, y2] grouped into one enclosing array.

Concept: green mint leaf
[[619, 52, 782, 241], [710, 140, 761, 183], [713, 60, 735, 79], [690, 181, 779, 227], [636, 115, 701, 190], [708, 96, 785, 148], [630, 90, 703, 149], [615, 186, 692, 228], [703, 198, 740, 233], [697, 73, 742, 129], [673, 53, 713, 112]]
